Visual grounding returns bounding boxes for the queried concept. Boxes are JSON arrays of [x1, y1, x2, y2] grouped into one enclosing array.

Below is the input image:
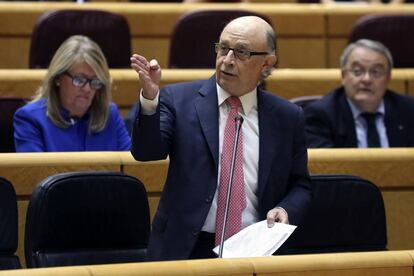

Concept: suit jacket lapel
[[337, 91, 358, 147], [195, 76, 220, 168], [384, 93, 405, 146], [257, 90, 279, 200]]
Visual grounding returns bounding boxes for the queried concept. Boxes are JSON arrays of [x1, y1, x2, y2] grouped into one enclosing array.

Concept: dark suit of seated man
[[305, 39, 414, 148]]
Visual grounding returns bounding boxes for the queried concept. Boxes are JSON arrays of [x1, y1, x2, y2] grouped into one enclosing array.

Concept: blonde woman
[[14, 35, 130, 152]]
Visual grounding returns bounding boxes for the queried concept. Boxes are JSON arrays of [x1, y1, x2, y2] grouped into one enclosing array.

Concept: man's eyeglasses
[[345, 68, 388, 79], [63, 72, 104, 90], [215, 43, 269, 61]]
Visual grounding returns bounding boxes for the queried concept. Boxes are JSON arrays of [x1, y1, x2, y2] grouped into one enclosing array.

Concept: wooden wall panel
[[0, 38, 30, 69], [327, 38, 347, 68], [132, 38, 170, 69], [407, 81, 414, 97], [278, 38, 326, 68], [382, 191, 414, 251]]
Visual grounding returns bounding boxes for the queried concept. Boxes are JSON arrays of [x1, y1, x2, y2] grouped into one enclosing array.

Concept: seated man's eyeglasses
[[215, 43, 269, 61], [63, 72, 104, 90], [345, 67, 388, 79]]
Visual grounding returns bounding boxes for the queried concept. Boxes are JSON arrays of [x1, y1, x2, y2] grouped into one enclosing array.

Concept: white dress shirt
[[201, 84, 260, 233], [139, 85, 261, 233]]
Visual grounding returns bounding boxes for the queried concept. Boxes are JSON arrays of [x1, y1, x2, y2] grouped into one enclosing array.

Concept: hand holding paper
[[213, 220, 296, 258]]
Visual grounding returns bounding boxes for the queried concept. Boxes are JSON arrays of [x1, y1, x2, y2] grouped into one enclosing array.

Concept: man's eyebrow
[[349, 61, 363, 67], [370, 63, 387, 69]]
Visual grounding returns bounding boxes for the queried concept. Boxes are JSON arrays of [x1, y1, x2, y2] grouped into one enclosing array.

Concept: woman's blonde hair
[[33, 35, 112, 133]]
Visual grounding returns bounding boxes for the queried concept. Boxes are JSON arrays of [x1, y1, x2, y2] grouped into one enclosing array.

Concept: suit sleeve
[[130, 87, 174, 161], [278, 107, 312, 226], [304, 103, 335, 148], [13, 107, 45, 152]]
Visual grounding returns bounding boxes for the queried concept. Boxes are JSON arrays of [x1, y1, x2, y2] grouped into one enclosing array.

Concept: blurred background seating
[[349, 14, 414, 68], [282, 174, 387, 254], [29, 9, 131, 69], [168, 9, 272, 69], [0, 97, 26, 153], [290, 95, 323, 109]]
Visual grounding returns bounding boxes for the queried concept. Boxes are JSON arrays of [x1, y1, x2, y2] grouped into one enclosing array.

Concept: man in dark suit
[[305, 39, 414, 148], [129, 16, 311, 261]]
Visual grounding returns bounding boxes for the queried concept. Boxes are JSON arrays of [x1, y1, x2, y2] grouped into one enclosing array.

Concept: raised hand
[[130, 54, 162, 100]]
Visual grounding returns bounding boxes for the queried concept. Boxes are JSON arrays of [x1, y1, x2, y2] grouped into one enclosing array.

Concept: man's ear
[[341, 69, 347, 86], [263, 54, 277, 71]]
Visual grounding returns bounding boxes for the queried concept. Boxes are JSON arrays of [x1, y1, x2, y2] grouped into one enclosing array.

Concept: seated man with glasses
[[304, 39, 414, 148], [13, 35, 131, 152]]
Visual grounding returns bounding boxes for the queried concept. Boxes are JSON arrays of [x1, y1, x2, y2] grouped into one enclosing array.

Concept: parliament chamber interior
[[0, 1, 414, 275]]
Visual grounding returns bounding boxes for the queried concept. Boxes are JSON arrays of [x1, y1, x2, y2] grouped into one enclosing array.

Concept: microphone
[[218, 115, 244, 258]]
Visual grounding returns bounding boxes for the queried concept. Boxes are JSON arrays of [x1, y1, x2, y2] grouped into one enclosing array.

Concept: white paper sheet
[[213, 220, 296, 258]]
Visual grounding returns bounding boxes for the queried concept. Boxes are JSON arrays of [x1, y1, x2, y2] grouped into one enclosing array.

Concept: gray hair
[[340, 39, 394, 70], [260, 24, 277, 82], [33, 35, 112, 133]]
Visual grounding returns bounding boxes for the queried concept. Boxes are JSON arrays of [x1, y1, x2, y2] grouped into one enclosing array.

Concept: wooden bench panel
[[0, 68, 412, 117], [2, 149, 414, 266], [1, 251, 413, 276], [251, 251, 414, 276]]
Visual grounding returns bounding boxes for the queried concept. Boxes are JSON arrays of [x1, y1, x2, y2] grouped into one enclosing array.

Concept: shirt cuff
[[275, 206, 289, 224], [140, 89, 159, 115]]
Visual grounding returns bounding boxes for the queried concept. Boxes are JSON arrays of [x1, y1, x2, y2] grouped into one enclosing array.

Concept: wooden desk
[[1, 3, 414, 69]]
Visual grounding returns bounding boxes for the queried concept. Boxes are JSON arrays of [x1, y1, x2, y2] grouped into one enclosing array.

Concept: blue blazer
[[14, 99, 131, 152], [131, 76, 311, 261], [304, 86, 414, 148]]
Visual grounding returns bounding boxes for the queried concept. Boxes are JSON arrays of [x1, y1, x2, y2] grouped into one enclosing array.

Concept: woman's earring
[[56, 81, 60, 86]]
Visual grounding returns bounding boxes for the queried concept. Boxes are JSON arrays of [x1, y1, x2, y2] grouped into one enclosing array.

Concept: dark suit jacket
[[131, 75, 311, 261], [304, 86, 414, 148]]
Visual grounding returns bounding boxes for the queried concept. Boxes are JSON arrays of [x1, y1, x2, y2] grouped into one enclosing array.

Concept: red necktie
[[215, 96, 246, 245]]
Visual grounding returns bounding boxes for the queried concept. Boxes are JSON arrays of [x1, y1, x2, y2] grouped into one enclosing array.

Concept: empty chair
[[29, 9, 131, 68], [281, 174, 387, 254], [168, 10, 273, 68], [290, 95, 322, 109], [0, 177, 20, 270], [25, 171, 150, 268], [0, 97, 26, 153], [349, 14, 414, 68]]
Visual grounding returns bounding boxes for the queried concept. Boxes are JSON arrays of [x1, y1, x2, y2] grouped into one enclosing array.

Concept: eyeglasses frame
[[214, 42, 269, 61], [63, 71, 104, 90]]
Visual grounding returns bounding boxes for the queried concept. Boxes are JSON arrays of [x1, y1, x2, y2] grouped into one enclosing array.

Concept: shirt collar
[[346, 97, 385, 120], [216, 83, 257, 115]]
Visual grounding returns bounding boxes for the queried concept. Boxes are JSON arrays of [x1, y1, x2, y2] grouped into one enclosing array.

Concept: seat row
[[0, 171, 150, 270], [26, 9, 414, 69], [0, 171, 386, 270]]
